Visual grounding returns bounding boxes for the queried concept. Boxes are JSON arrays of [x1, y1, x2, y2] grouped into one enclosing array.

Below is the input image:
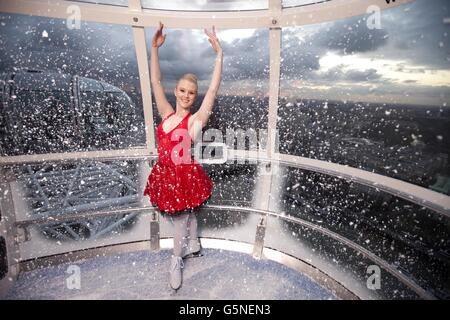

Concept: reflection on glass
[[272, 165, 449, 298], [141, 0, 268, 11], [0, 13, 146, 156], [266, 216, 419, 299], [9, 160, 143, 241], [279, 0, 450, 193], [204, 163, 257, 207], [283, 0, 331, 8], [67, 0, 128, 6], [146, 28, 269, 151]]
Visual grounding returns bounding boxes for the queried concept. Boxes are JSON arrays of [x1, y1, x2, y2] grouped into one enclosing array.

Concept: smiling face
[[174, 79, 198, 110]]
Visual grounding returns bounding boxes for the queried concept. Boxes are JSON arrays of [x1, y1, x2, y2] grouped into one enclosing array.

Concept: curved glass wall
[[1, 160, 259, 257], [266, 165, 449, 299], [146, 27, 269, 152], [283, 0, 331, 8], [68, 0, 128, 6], [141, 0, 268, 11], [3, 159, 448, 298], [279, 0, 450, 195], [0, 0, 449, 301], [0, 13, 146, 156]]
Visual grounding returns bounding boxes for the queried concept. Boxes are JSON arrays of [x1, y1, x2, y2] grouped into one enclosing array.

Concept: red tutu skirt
[[144, 161, 213, 214]]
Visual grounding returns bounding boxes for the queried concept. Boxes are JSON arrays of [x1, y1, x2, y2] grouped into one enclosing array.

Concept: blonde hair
[[176, 73, 198, 88]]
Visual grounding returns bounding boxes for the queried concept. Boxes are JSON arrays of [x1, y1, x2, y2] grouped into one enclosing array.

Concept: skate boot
[[169, 255, 184, 290], [182, 238, 203, 259]]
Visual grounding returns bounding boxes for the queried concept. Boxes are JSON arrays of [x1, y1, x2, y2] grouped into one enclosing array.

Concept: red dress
[[143, 111, 213, 213]]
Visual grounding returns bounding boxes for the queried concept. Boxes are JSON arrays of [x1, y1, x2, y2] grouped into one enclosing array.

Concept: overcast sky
[[148, 0, 449, 106], [0, 0, 449, 106]]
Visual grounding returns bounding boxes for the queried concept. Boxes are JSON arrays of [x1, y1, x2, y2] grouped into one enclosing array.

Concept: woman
[[143, 22, 223, 290]]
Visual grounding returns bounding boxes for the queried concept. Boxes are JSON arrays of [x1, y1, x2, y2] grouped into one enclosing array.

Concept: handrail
[[13, 203, 437, 299], [3, 152, 449, 219]]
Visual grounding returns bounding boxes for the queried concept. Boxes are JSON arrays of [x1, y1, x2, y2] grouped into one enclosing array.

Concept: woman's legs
[[169, 210, 192, 290], [168, 208, 203, 289], [184, 210, 202, 257], [171, 211, 190, 257], [187, 211, 198, 241]]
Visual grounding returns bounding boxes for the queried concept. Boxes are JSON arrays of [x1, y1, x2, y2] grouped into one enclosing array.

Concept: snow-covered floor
[[4, 249, 336, 300]]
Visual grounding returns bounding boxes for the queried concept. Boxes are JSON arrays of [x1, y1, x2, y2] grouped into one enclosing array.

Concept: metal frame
[[0, 168, 21, 297], [0, 0, 414, 29], [4, 150, 449, 217], [2, 150, 449, 218]]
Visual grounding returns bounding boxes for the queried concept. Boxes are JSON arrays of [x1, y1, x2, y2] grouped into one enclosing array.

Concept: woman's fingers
[[152, 22, 166, 47], [205, 26, 221, 52], [204, 27, 217, 38]]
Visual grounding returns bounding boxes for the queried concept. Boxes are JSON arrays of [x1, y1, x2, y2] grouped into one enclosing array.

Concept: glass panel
[[265, 216, 419, 299], [158, 163, 259, 242], [5, 160, 261, 258], [203, 163, 257, 207], [266, 164, 450, 299], [146, 28, 269, 152], [141, 0, 268, 11], [279, 0, 450, 194], [4, 159, 150, 258], [60, 0, 128, 6], [283, 0, 330, 8], [0, 13, 146, 156]]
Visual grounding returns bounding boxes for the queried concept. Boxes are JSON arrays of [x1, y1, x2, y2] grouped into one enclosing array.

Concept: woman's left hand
[[204, 26, 222, 55]]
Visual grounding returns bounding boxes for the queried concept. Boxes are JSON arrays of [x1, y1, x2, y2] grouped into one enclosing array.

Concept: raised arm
[[151, 22, 174, 119], [192, 26, 223, 129]]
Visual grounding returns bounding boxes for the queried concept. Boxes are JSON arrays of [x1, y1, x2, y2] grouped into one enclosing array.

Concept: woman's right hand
[[152, 21, 166, 48]]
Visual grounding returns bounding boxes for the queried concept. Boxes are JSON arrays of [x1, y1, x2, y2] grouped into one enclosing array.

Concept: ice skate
[[169, 255, 184, 290], [182, 238, 203, 259]]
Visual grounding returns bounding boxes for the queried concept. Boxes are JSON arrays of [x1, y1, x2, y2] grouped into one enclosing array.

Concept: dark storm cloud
[[149, 28, 270, 83], [379, 0, 450, 70], [218, 29, 270, 81], [147, 28, 218, 82], [314, 16, 389, 54], [308, 0, 449, 70], [280, 28, 322, 80], [310, 66, 383, 82], [1, 0, 448, 95]]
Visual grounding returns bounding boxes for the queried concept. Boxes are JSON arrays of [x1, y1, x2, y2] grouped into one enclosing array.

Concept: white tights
[[170, 210, 198, 257]]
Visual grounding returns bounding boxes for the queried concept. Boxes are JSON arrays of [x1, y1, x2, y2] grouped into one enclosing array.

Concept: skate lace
[[171, 257, 184, 271]]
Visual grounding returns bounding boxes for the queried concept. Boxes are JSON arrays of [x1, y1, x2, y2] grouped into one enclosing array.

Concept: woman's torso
[[156, 111, 194, 166]]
